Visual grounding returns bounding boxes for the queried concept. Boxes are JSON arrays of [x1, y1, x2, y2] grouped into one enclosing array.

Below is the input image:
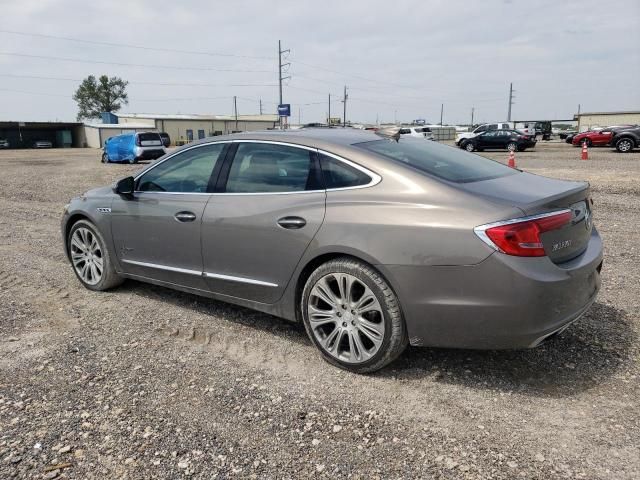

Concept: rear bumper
[[382, 228, 603, 349], [135, 148, 165, 160]]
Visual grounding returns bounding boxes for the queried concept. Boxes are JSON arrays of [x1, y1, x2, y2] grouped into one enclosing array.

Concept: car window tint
[[137, 143, 225, 193], [356, 138, 517, 183], [399, 129, 411, 134], [320, 154, 371, 189], [225, 143, 316, 193]]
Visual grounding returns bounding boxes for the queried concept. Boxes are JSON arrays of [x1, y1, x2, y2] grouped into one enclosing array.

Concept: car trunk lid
[[462, 172, 593, 263]]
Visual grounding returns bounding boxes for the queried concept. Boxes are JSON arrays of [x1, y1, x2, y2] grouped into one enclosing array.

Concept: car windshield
[[355, 138, 518, 183]]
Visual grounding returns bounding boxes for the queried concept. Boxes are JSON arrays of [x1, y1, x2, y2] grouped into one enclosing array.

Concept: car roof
[[183, 128, 382, 150]]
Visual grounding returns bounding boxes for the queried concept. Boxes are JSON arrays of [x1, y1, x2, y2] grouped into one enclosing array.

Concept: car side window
[[399, 129, 411, 134], [320, 154, 372, 189], [224, 143, 319, 193], [136, 143, 225, 193]]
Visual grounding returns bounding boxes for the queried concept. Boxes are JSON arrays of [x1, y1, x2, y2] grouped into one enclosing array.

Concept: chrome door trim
[[203, 271, 278, 288], [121, 259, 278, 287], [121, 259, 202, 276]]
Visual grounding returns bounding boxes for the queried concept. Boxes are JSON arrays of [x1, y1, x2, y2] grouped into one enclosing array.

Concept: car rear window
[[355, 138, 518, 183]]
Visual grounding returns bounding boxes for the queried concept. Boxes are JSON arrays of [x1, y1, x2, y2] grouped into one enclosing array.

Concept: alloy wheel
[[465, 143, 475, 152], [618, 139, 632, 152], [307, 273, 385, 364], [70, 227, 103, 285]]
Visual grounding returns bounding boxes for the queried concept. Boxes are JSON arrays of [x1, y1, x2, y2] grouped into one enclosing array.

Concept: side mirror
[[113, 176, 135, 196]]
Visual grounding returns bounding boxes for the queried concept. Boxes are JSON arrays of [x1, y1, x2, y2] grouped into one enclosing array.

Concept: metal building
[[115, 113, 279, 145], [574, 111, 640, 132]]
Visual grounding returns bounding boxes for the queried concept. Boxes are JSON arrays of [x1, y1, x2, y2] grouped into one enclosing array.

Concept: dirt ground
[[1, 141, 639, 479]]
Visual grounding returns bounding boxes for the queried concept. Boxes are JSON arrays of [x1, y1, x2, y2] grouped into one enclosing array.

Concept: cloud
[[0, 0, 638, 123]]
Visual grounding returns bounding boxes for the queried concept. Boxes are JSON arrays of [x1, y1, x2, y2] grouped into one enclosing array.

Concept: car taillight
[[474, 210, 572, 257]]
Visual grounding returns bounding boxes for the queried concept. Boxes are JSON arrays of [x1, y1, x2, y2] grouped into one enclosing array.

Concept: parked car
[[0, 138, 9, 148], [159, 132, 171, 148], [459, 129, 536, 152], [606, 125, 640, 153], [572, 129, 614, 147], [62, 130, 602, 373], [558, 130, 577, 140], [32, 140, 53, 148], [399, 126, 434, 140], [102, 132, 165, 164], [456, 122, 512, 145], [572, 126, 634, 147]]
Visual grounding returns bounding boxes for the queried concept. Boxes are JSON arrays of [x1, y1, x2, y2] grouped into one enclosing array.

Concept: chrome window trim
[[121, 259, 278, 287], [474, 209, 572, 252], [131, 139, 381, 196], [203, 271, 278, 287], [133, 140, 234, 183]]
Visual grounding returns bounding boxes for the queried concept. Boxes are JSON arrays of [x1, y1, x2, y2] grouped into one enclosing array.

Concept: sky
[[0, 0, 639, 125]]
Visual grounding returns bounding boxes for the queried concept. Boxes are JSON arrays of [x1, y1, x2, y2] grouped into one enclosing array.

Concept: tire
[[615, 137, 634, 153], [301, 257, 408, 373], [507, 142, 518, 151], [101, 152, 108, 163], [464, 142, 475, 152], [68, 219, 124, 291], [583, 139, 592, 148]]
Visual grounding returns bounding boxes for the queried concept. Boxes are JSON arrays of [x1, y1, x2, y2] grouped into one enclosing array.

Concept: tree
[[73, 75, 129, 121]]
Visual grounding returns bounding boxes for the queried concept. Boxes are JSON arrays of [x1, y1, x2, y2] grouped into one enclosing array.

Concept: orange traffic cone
[[508, 149, 516, 168], [581, 141, 589, 160]]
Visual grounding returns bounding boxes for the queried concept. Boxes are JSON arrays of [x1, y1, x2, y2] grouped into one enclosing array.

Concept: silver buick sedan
[[61, 129, 603, 373]]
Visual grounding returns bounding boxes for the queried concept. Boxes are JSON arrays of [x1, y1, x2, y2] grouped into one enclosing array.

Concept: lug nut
[[336, 312, 342, 317], [342, 322, 347, 327]]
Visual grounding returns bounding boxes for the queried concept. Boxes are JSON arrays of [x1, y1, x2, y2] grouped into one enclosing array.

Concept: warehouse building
[[116, 113, 279, 146], [82, 122, 160, 149], [0, 121, 84, 148], [574, 111, 640, 131]]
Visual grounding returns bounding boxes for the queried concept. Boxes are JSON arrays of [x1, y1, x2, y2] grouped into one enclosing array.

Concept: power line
[[0, 52, 276, 73], [0, 29, 273, 61], [0, 73, 278, 88]]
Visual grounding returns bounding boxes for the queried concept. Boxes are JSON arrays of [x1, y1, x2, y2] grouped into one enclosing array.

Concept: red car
[[572, 126, 633, 147]]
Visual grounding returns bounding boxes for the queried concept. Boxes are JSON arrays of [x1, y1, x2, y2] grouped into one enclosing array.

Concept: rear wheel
[[507, 142, 518, 151], [101, 152, 108, 163], [464, 142, 475, 152], [68, 220, 123, 291], [301, 258, 408, 373], [615, 137, 634, 153]]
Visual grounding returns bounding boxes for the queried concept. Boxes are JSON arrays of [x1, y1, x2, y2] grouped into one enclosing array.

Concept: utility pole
[[328, 93, 331, 125], [259, 98, 263, 115], [507, 83, 515, 122], [278, 40, 290, 129], [233, 95, 238, 131], [440, 103, 444, 126], [471, 106, 475, 126], [394, 110, 397, 125], [298, 107, 301, 125], [342, 85, 348, 127]]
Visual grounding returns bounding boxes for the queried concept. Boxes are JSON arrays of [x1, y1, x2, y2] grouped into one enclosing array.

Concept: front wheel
[[464, 142, 475, 152], [101, 152, 108, 163], [301, 258, 408, 373], [68, 220, 123, 291], [507, 142, 518, 151], [615, 138, 634, 153]]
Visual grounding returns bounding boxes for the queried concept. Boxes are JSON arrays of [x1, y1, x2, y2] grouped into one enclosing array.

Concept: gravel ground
[[0, 141, 638, 479]]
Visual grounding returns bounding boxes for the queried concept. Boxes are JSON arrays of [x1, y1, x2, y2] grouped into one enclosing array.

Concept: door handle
[[174, 211, 197, 222], [277, 216, 306, 229]]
